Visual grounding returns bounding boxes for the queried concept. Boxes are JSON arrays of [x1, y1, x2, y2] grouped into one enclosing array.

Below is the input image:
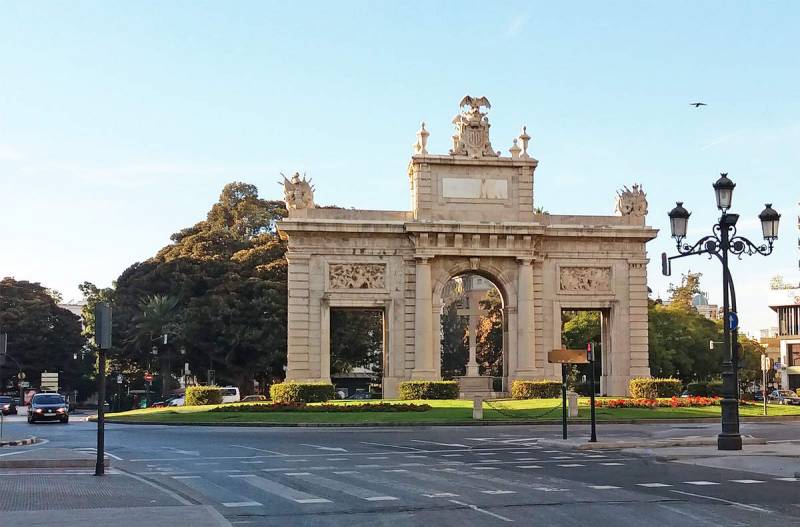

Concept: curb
[[0, 437, 39, 448], [537, 435, 768, 451], [100, 414, 800, 428]]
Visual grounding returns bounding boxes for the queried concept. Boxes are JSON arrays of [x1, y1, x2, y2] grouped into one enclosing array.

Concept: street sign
[[727, 312, 739, 331], [143, 372, 154, 382], [661, 252, 671, 277], [116, 374, 123, 384], [41, 372, 59, 390], [95, 303, 112, 350], [548, 349, 589, 364], [774, 362, 782, 371], [761, 355, 773, 371], [17, 372, 25, 380], [19, 381, 30, 388]]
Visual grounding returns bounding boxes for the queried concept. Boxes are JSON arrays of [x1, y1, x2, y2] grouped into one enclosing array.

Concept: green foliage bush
[[687, 382, 708, 396], [269, 382, 335, 403], [185, 385, 223, 406], [511, 380, 561, 399], [629, 378, 682, 399], [398, 381, 459, 400], [707, 381, 724, 397]]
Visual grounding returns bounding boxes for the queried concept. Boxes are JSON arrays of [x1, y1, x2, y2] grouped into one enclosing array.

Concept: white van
[[220, 386, 240, 403]]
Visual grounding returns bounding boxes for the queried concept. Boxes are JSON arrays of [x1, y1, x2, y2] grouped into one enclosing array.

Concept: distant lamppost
[[663, 173, 780, 450]]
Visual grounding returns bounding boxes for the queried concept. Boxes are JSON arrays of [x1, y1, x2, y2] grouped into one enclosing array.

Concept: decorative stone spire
[[413, 122, 429, 155], [519, 126, 531, 159], [279, 172, 315, 210], [615, 184, 648, 217], [449, 95, 497, 158], [509, 138, 521, 159]]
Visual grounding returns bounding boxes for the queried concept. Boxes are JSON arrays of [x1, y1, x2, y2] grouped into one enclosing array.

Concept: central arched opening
[[440, 272, 506, 396]]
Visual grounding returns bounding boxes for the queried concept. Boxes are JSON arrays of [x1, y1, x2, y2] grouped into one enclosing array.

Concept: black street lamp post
[[663, 173, 780, 451]]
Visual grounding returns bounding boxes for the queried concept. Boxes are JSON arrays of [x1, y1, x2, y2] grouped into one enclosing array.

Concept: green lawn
[[104, 398, 800, 425]]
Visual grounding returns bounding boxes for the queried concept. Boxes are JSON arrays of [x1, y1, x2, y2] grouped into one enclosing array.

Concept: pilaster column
[[516, 258, 534, 372], [412, 257, 436, 379]]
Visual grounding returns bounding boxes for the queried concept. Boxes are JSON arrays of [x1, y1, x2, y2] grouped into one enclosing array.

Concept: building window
[[778, 306, 800, 336], [789, 344, 800, 367]]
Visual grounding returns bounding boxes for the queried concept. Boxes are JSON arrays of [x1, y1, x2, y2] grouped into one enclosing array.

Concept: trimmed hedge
[[511, 380, 561, 399], [269, 382, 335, 403], [212, 402, 431, 413], [185, 385, 223, 406], [629, 378, 682, 399], [687, 382, 708, 397], [707, 381, 724, 397], [398, 381, 459, 400]]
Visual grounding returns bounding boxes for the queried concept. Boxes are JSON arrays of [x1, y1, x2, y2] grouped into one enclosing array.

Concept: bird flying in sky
[[690, 102, 707, 108]]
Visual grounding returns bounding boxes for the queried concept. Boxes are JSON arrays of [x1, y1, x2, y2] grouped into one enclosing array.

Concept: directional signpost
[[548, 349, 588, 440], [761, 354, 772, 416], [94, 302, 112, 476]]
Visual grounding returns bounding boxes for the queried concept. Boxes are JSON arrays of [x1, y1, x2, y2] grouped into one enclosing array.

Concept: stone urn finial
[[509, 138, 521, 159], [519, 126, 531, 159], [414, 121, 430, 155]]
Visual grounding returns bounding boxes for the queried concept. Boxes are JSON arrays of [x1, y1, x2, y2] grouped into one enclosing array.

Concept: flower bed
[[211, 402, 431, 413], [594, 396, 720, 409]]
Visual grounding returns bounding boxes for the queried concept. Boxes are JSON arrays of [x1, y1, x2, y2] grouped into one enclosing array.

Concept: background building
[[768, 277, 800, 390]]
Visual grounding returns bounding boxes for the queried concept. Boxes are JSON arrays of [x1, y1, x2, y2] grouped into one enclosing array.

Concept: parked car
[[0, 396, 17, 415], [168, 396, 185, 407], [27, 392, 69, 423], [768, 390, 800, 405], [220, 386, 240, 403], [241, 395, 267, 403]]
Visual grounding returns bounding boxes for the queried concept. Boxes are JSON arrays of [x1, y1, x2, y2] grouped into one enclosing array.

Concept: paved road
[[1, 416, 799, 526]]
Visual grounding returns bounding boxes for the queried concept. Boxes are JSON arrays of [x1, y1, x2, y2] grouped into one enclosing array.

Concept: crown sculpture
[[615, 184, 648, 217], [280, 172, 315, 210]]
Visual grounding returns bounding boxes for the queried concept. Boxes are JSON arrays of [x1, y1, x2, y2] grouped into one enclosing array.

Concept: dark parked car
[[27, 392, 69, 423], [768, 390, 800, 406], [0, 396, 17, 415]]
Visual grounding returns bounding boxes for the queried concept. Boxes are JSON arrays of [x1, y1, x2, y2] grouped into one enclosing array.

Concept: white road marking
[[510, 451, 528, 454], [477, 460, 500, 464], [75, 448, 124, 461], [589, 485, 620, 490], [730, 479, 764, 484], [300, 444, 348, 453], [195, 462, 219, 466], [231, 445, 288, 456], [449, 499, 513, 522], [442, 454, 463, 457], [472, 467, 499, 471], [685, 481, 719, 486], [222, 501, 262, 508], [668, 489, 771, 513], [284, 459, 308, 463], [475, 452, 496, 456], [517, 465, 542, 469], [230, 474, 332, 504], [551, 456, 573, 460], [637, 483, 672, 488], [326, 458, 347, 461], [214, 470, 244, 473], [405, 455, 429, 458], [774, 477, 800, 482], [600, 462, 625, 466], [117, 468, 193, 506], [557, 464, 585, 467], [482, 490, 516, 495], [382, 469, 408, 473], [241, 461, 264, 464], [515, 458, 538, 461], [289, 471, 399, 502], [333, 471, 359, 475], [365, 496, 399, 501], [400, 463, 424, 467], [584, 455, 606, 458], [424, 492, 459, 498], [164, 447, 200, 456], [284, 472, 311, 476], [367, 456, 389, 460], [172, 475, 201, 479], [410, 440, 470, 448], [355, 464, 381, 468], [360, 441, 424, 451]]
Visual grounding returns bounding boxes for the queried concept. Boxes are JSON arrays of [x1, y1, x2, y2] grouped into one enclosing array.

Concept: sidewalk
[[0, 505, 231, 527], [0, 447, 108, 469]]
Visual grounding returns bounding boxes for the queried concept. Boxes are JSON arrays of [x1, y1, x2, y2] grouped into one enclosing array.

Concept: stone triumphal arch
[[277, 96, 657, 398]]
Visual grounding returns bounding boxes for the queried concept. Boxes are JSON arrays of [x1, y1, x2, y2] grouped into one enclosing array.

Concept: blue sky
[[1, 1, 798, 335]]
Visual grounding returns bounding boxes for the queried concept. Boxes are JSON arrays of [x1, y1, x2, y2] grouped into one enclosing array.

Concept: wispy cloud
[[699, 135, 731, 151], [505, 13, 529, 38]]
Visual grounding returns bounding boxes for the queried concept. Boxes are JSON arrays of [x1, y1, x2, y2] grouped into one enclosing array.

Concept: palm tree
[[134, 294, 181, 397]]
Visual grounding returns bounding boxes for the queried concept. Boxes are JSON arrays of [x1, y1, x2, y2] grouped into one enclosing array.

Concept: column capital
[[516, 257, 534, 266], [415, 255, 432, 264]]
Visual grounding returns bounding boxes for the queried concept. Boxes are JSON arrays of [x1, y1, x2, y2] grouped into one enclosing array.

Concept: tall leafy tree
[[476, 288, 503, 377], [668, 272, 702, 311], [0, 278, 87, 394]]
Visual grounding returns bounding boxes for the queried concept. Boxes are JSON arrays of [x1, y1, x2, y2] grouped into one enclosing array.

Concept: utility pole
[[588, 341, 597, 443]]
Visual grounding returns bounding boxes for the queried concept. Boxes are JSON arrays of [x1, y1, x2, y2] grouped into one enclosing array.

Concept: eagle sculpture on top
[[459, 95, 491, 113]]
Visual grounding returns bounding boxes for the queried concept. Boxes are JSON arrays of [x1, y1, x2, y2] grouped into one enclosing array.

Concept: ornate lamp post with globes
[[663, 173, 780, 450]]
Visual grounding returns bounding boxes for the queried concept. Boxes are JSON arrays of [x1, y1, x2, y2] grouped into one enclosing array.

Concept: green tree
[[0, 278, 87, 394], [668, 272, 702, 311], [476, 288, 503, 377], [330, 310, 383, 377], [440, 302, 468, 379]]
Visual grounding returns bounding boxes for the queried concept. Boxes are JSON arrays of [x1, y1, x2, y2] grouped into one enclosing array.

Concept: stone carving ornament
[[329, 264, 386, 289], [615, 184, 648, 217], [280, 172, 315, 210], [559, 267, 612, 292], [450, 95, 498, 158]]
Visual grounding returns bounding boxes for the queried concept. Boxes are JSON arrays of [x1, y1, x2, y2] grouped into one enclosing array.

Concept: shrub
[[511, 380, 561, 399], [595, 396, 720, 409], [687, 382, 708, 396], [269, 382, 335, 403], [629, 378, 682, 399], [398, 381, 459, 400], [211, 402, 431, 413], [707, 381, 724, 397], [185, 385, 223, 406]]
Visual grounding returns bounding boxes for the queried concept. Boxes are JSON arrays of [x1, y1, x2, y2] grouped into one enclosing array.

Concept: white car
[[220, 386, 240, 403], [168, 396, 185, 407]]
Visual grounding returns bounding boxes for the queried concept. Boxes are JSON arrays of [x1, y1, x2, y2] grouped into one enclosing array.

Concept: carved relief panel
[[329, 263, 386, 290], [559, 266, 612, 293]]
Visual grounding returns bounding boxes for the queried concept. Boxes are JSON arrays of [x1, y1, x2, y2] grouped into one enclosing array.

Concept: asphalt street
[[1, 414, 799, 526]]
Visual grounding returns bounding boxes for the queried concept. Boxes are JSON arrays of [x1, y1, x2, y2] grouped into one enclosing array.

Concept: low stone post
[[473, 395, 483, 420], [567, 391, 579, 418]]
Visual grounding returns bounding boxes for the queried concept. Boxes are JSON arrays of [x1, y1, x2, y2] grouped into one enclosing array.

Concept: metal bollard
[[473, 395, 483, 420]]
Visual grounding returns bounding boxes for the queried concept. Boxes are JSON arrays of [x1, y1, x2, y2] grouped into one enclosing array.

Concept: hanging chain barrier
[[483, 398, 564, 421]]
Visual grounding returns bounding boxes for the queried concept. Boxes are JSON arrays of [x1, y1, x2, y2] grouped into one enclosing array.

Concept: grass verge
[[104, 398, 800, 425]]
